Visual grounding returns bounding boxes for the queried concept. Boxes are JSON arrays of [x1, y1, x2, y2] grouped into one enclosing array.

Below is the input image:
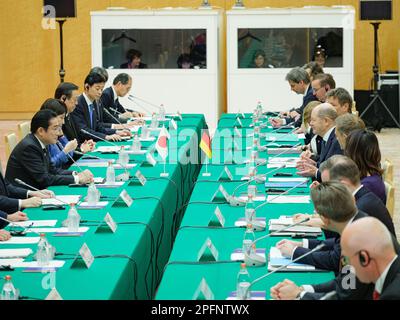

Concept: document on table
[[13, 220, 58, 228], [0, 237, 40, 245], [95, 181, 125, 188], [94, 146, 120, 153], [29, 227, 89, 233], [0, 248, 33, 258], [267, 195, 310, 203], [268, 247, 315, 271], [268, 177, 308, 183], [267, 163, 297, 168], [0, 258, 25, 267], [42, 195, 81, 206], [19, 260, 65, 269], [78, 201, 109, 209], [268, 157, 299, 163], [113, 163, 137, 169]]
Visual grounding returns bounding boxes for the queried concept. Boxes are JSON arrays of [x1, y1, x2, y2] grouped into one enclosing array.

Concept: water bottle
[[243, 224, 255, 258], [158, 104, 166, 121], [248, 152, 258, 176], [118, 146, 129, 166], [0, 276, 19, 300], [131, 134, 141, 152], [86, 183, 98, 205], [245, 194, 256, 224], [236, 263, 251, 300], [66, 203, 81, 232], [106, 161, 115, 185], [150, 112, 158, 129], [256, 101, 263, 118], [141, 125, 149, 139], [36, 233, 51, 266]]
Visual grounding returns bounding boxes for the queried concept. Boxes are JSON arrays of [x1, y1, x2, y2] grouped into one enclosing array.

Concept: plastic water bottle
[[245, 194, 256, 224], [0, 276, 19, 300], [243, 224, 255, 257], [141, 125, 149, 139], [106, 161, 115, 185], [66, 203, 80, 232], [158, 104, 166, 121], [36, 233, 52, 266], [118, 146, 129, 166], [236, 263, 251, 300], [150, 112, 158, 129], [256, 102, 263, 118], [86, 183, 98, 205], [131, 134, 142, 152]]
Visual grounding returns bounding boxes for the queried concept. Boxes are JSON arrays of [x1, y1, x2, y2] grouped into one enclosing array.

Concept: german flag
[[199, 131, 212, 159]]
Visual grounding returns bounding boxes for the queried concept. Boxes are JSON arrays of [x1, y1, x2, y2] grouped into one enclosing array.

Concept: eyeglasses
[[312, 87, 323, 93]]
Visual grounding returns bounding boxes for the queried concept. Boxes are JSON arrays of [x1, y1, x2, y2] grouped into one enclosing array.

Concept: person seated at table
[[0, 210, 28, 229], [335, 113, 365, 149], [6, 110, 93, 189], [303, 61, 324, 82], [344, 129, 386, 204], [270, 67, 318, 128], [298, 101, 321, 146], [296, 103, 342, 181], [341, 217, 400, 300], [40, 98, 94, 169], [311, 73, 336, 103], [326, 88, 353, 116], [71, 73, 131, 143], [293, 155, 395, 237], [275, 181, 367, 273], [1, 164, 53, 213], [99, 73, 145, 125], [120, 49, 147, 69], [0, 229, 11, 242]]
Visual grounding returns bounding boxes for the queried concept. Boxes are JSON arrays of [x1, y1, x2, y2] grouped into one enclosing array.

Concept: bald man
[[341, 217, 400, 300], [296, 103, 342, 180]]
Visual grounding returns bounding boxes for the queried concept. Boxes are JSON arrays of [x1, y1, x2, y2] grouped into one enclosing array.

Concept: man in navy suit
[[310, 73, 336, 103], [71, 73, 131, 143], [270, 67, 319, 128], [341, 217, 400, 300], [296, 103, 342, 181], [99, 73, 144, 125], [275, 182, 366, 274]]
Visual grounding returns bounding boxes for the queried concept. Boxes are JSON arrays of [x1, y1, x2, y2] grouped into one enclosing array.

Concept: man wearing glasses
[[311, 73, 336, 103]]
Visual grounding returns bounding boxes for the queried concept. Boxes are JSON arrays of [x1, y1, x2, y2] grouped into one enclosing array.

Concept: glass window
[[237, 28, 343, 69], [102, 29, 207, 69]]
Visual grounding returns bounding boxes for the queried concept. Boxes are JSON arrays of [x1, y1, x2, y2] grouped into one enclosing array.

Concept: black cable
[[19, 296, 43, 300], [94, 254, 139, 300]]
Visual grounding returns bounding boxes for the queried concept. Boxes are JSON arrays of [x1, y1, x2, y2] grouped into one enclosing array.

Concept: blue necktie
[[88, 104, 94, 128]]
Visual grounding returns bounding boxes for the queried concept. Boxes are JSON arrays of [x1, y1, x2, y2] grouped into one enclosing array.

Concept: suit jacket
[[99, 87, 128, 124], [293, 211, 367, 273], [380, 256, 400, 300], [355, 186, 395, 236], [285, 85, 318, 127], [71, 94, 116, 143], [0, 210, 9, 229], [5, 133, 75, 189], [63, 113, 79, 142], [315, 128, 343, 181], [0, 173, 28, 214]]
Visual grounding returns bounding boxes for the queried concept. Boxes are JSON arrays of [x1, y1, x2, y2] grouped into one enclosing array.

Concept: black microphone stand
[[359, 22, 400, 131], [57, 19, 66, 83]]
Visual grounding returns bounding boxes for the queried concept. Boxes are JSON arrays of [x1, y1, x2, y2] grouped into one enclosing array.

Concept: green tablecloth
[[156, 114, 334, 300], [1, 114, 206, 300]]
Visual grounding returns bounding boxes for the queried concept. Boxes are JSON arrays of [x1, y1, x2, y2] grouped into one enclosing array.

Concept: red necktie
[[373, 290, 380, 300]]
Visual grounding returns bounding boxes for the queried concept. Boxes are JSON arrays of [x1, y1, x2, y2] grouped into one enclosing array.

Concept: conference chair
[[384, 181, 395, 219], [382, 158, 394, 185], [5, 133, 17, 159], [18, 121, 30, 140]]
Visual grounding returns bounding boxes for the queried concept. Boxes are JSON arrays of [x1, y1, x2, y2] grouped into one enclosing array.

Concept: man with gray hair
[[326, 88, 353, 116], [270, 67, 318, 128], [296, 103, 342, 180]]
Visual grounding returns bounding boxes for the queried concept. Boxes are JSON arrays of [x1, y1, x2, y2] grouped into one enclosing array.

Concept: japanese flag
[[156, 126, 169, 160]]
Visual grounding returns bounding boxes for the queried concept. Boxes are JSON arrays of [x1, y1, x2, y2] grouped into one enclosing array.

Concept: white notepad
[[42, 195, 81, 206], [0, 237, 40, 245], [267, 195, 310, 203], [13, 220, 58, 228], [0, 248, 33, 258]]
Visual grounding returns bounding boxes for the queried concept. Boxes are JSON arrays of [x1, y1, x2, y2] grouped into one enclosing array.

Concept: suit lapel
[[382, 257, 400, 293]]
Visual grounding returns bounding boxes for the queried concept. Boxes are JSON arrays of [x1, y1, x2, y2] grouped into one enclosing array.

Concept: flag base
[[160, 172, 169, 177], [202, 172, 212, 177]]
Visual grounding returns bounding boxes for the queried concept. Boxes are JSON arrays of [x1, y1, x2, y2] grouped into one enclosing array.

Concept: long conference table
[[0, 114, 206, 300], [156, 113, 334, 300]]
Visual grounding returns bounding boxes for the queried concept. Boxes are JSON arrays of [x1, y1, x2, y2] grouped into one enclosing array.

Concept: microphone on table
[[14, 178, 68, 207], [241, 217, 311, 267], [262, 142, 301, 156], [56, 141, 85, 173], [242, 243, 326, 299], [254, 180, 308, 211], [0, 216, 39, 236], [103, 108, 133, 132], [271, 121, 296, 131], [80, 129, 120, 148], [127, 95, 153, 115]]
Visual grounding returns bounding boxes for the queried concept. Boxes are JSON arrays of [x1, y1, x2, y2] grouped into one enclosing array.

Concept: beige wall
[[1, 0, 399, 117]]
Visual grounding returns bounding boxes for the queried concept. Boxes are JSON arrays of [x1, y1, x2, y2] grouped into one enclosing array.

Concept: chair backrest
[[351, 101, 359, 117], [384, 181, 395, 219], [382, 158, 394, 185], [5, 133, 18, 159], [18, 121, 30, 140]]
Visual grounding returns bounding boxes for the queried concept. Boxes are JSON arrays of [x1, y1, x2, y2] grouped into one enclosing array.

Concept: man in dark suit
[[276, 182, 365, 273], [6, 110, 93, 189], [341, 217, 400, 300], [310, 73, 336, 103], [320, 155, 395, 236], [296, 103, 342, 181], [99, 73, 144, 125], [54, 82, 96, 153], [71, 73, 131, 143], [270, 67, 319, 128]]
